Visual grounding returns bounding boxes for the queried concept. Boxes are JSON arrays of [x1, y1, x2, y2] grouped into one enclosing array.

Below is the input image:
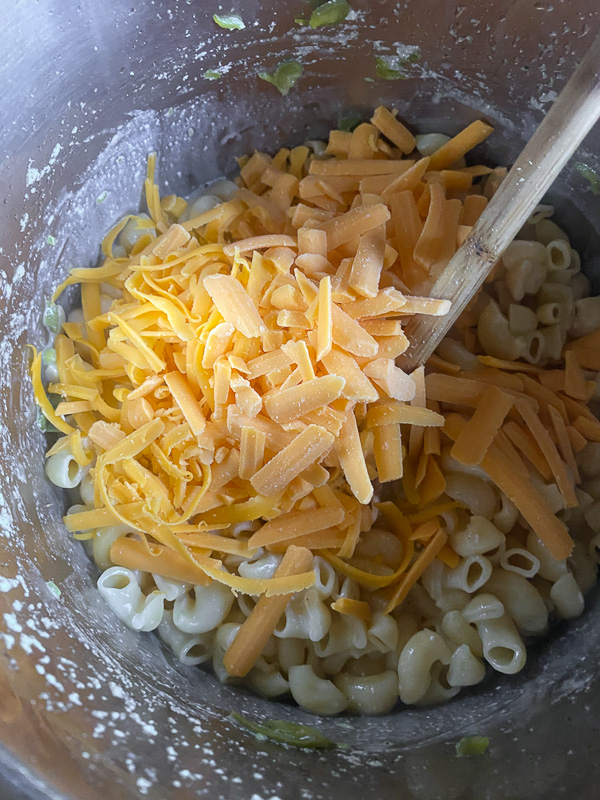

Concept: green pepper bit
[[456, 735, 490, 757], [258, 60, 303, 96], [308, 0, 350, 28], [229, 712, 338, 750], [573, 162, 600, 195], [213, 13, 245, 30], [43, 299, 65, 333]]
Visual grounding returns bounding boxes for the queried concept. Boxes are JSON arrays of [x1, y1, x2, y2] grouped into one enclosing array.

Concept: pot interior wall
[[1, 1, 600, 798]]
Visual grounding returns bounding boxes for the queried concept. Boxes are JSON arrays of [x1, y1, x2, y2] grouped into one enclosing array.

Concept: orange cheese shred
[[385, 529, 448, 614], [516, 398, 577, 508], [451, 385, 514, 466], [223, 545, 314, 677]]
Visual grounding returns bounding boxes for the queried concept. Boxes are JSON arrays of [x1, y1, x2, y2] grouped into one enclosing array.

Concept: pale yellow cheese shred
[[251, 425, 335, 497]]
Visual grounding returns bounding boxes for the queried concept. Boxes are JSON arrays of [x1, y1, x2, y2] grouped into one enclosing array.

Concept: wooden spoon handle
[[401, 32, 600, 372]]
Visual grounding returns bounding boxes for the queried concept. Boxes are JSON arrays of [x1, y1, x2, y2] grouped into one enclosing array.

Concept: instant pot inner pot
[[2, 2, 600, 798]]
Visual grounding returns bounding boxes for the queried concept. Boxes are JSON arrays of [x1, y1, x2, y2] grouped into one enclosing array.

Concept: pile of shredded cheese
[[32, 107, 600, 679]]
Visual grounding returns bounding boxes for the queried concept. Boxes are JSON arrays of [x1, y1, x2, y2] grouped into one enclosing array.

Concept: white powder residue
[[136, 777, 152, 795], [0, 576, 20, 593], [19, 633, 46, 655], [26, 143, 62, 188], [3, 612, 22, 633]]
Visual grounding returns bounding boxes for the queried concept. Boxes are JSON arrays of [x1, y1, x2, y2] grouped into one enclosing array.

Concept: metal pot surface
[[1, 1, 600, 798]]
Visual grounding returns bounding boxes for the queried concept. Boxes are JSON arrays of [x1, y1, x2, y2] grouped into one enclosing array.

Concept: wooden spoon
[[400, 32, 600, 372]]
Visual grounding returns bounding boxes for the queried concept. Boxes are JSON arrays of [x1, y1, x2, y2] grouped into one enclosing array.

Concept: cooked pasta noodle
[[447, 643, 486, 687], [35, 110, 600, 716], [93, 525, 132, 571], [446, 555, 492, 593], [474, 613, 526, 674], [441, 610, 483, 656], [333, 670, 398, 714], [249, 665, 290, 698], [449, 516, 505, 557], [274, 589, 331, 641], [158, 609, 213, 666], [568, 541, 598, 595], [288, 664, 348, 715], [97, 566, 165, 631], [398, 630, 453, 705], [45, 446, 88, 489], [484, 570, 548, 635], [461, 593, 505, 623], [172, 582, 234, 634], [550, 572, 585, 619], [500, 547, 540, 578]]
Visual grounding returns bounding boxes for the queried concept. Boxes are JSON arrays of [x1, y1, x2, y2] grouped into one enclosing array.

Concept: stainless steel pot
[[2, 2, 600, 798]]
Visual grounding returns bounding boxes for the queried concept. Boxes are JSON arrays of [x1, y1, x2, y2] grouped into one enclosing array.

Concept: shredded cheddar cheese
[[36, 108, 600, 690]]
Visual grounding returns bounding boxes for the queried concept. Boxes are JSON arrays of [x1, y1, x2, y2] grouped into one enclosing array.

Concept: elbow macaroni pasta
[[333, 670, 399, 715], [447, 644, 486, 688], [398, 630, 453, 705], [158, 610, 213, 666], [45, 444, 88, 489], [288, 665, 348, 715], [484, 570, 548, 635], [97, 567, 165, 632], [172, 583, 234, 634], [39, 113, 600, 717], [474, 613, 526, 675]]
